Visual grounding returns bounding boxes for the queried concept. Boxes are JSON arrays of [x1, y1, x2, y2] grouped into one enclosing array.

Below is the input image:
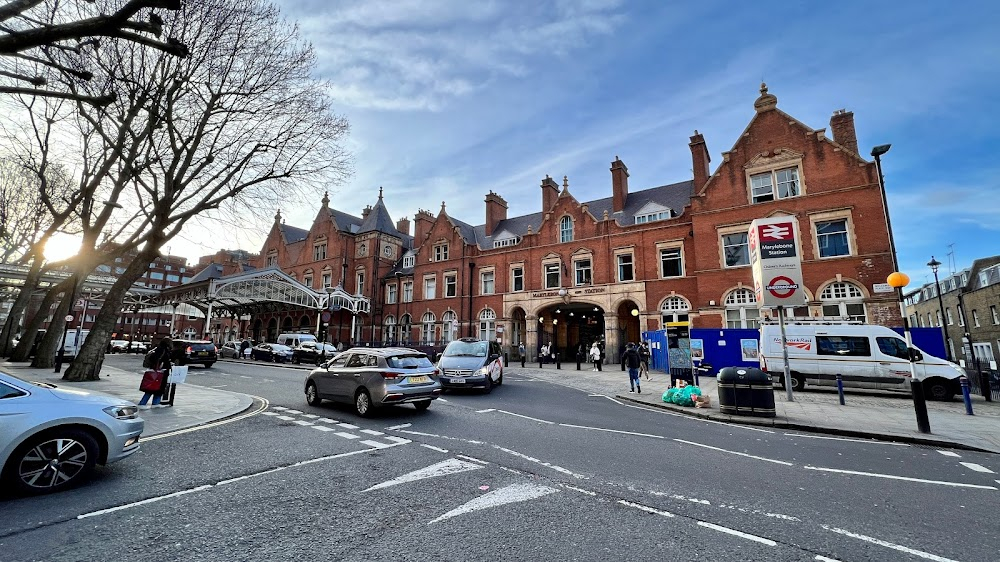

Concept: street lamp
[[886, 271, 931, 433], [927, 256, 952, 362]]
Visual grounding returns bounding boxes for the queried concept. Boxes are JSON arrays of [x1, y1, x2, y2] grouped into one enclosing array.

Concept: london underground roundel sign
[[766, 276, 799, 299]]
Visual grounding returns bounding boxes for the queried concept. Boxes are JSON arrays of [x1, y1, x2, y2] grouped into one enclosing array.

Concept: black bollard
[[836, 373, 845, 405], [961, 376, 974, 415], [556, 353, 561, 369], [521, 354, 525, 368], [504, 352, 509, 367]]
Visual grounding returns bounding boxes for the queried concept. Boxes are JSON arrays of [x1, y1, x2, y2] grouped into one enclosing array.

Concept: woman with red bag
[[139, 337, 172, 408]]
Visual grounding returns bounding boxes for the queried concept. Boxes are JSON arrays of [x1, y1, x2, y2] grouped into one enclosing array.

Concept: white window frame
[[386, 283, 398, 304], [559, 216, 573, 243], [356, 270, 365, 296], [480, 269, 495, 295], [660, 295, 691, 325], [303, 274, 313, 289], [433, 243, 449, 262], [972, 309, 980, 328], [321, 273, 332, 288], [749, 166, 801, 204], [402, 281, 413, 303], [421, 312, 436, 345], [399, 314, 411, 344], [479, 308, 497, 342], [402, 255, 415, 268], [574, 258, 592, 286], [313, 242, 327, 261], [724, 288, 760, 329], [991, 305, 999, 325], [819, 282, 867, 322], [442, 311, 457, 344], [511, 266, 524, 292], [947, 308, 954, 325], [635, 210, 671, 224], [657, 243, 684, 278], [543, 261, 561, 289], [384, 316, 396, 343], [616, 253, 634, 282], [423, 276, 436, 300], [444, 273, 457, 298], [814, 218, 851, 258]]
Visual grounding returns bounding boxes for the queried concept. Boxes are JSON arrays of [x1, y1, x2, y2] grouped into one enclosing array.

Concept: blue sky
[[174, 0, 999, 289]]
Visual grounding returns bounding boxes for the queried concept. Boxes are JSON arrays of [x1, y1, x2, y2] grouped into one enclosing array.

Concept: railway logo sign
[[749, 216, 805, 308]]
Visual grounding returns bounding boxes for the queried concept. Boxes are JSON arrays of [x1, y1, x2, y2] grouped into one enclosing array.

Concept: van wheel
[[790, 374, 805, 391], [924, 378, 954, 401]]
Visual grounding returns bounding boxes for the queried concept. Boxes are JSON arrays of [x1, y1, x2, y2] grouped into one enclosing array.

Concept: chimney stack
[[610, 156, 629, 213], [413, 209, 434, 246], [396, 216, 410, 237], [484, 191, 508, 237], [689, 130, 712, 189], [540, 175, 559, 212], [830, 109, 858, 155], [361, 205, 372, 220]]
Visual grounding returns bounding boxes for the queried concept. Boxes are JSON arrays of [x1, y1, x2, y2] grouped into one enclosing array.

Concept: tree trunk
[[9, 277, 71, 362], [0, 258, 44, 357], [30, 287, 73, 368], [64, 245, 162, 381]]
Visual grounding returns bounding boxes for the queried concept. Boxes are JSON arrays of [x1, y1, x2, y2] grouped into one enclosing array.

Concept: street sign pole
[[778, 306, 793, 402]]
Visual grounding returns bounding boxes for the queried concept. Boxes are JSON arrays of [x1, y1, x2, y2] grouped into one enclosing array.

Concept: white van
[[276, 333, 317, 348], [759, 322, 962, 400], [61, 329, 90, 360]]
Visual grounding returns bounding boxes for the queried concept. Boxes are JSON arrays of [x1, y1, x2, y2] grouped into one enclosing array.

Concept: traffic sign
[[64, 315, 74, 322], [321, 311, 331, 323]]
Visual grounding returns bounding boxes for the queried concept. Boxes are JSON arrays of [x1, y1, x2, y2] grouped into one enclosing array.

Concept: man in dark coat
[[139, 337, 172, 407], [623, 342, 642, 393]]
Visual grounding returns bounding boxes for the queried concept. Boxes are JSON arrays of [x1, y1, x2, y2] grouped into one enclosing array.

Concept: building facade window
[[423, 276, 436, 300], [725, 288, 759, 329], [635, 210, 671, 224], [321, 273, 332, 288], [617, 254, 634, 282], [659, 247, 683, 278], [722, 233, 749, 267], [433, 243, 449, 262], [574, 259, 592, 286], [660, 296, 691, 324], [384, 316, 395, 343], [544, 263, 561, 289], [421, 312, 436, 345], [400, 314, 411, 344], [386, 283, 398, 304], [402, 281, 413, 303], [947, 308, 954, 325], [479, 308, 497, 341], [991, 305, 999, 325], [959, 307, 965, 327], [559, 216, 574, 243], [936, 310, 942, 327], [511, 266, 524, 292], [445, 273, 457, 298], [815, 219, 850, 257], [403, 255, 415, 268], [481, 270, 495, 295], [820, 282, 867, 322], [442, 311, 457, 344], [266, 253, 277, 267], [750, 167, 800, 203], [356, 271, 365, 296], [493, 236, 521, 248], [314, 243, 327, 261], [972, 309, 980, 328]]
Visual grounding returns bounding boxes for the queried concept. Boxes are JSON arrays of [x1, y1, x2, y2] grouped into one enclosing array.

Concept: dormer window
[[265, 251, 277, 267], [493, 234, 521, 248], [635, 211, 671, 224], [313, 242, 327, 261], [433, 243, 449, 262], [402, 255, 415, 268], [750, 167, 800, 203]]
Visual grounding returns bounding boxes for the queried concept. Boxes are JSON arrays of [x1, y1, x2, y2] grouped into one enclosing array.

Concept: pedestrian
[[540, 343, 549, 364], [589, 342, 602, 371], [597, 339, 606, 365], [623, 342, 642, 393], [139, 337, 172, 408], [518, 342, 525, 359], [240, 339, 250, 359], [639, 342, 651, 380]]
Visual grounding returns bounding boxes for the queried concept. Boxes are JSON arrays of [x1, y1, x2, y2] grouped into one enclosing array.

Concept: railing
[[963, 365, 999, 402]]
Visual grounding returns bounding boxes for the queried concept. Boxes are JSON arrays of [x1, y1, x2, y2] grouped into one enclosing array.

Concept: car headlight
[[475, 366, 490, 376], [104, 405, 139, 419]]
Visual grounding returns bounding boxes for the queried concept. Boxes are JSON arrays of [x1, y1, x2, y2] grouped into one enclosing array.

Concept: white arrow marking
[[936, 450, 961, 457], [429, 483, 558, 524], [959, 462, 995, 474], [385, 423, 411, 430], [365, 458, 484, 491]]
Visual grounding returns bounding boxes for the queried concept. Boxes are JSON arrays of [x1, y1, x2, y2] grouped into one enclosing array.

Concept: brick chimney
[[396, 216, 410, 237], [484, 191, 508, 237], [689, 130, 711, 189], [361, 205, 372, 220], [830, 109, 858, 155], [414, 209, 434, 245], [540, 175, 559, 212], [610, 157, 629, 213]]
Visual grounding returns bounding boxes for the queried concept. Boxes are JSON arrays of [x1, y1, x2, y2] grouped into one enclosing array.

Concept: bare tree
[[60, 0, 350, 380], [0, 0, 187, 105]]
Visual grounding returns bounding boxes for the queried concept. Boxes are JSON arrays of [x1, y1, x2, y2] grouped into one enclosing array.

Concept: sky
[[168, 0, 1000, 289]]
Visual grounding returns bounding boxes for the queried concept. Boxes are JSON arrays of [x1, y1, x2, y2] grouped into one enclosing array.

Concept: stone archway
[[535, 301, 606, 363], [617, 300, 642, 355]]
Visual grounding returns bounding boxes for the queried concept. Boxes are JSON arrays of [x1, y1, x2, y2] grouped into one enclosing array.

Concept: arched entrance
[[617, 300, 642, 353], [252, 319, 263, 342], [536, 302, 605, 362], [267, 318, 278, 342]]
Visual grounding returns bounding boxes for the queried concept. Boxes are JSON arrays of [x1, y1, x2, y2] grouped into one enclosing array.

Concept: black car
[[145, 339, 217, 368], [291, 341, 338, 365], [250, 343, 292, 363]]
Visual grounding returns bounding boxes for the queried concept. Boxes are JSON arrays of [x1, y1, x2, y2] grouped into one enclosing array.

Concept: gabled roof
[[358, 195, 398, 235], [279, 224, 309, 244], [328, 208, 363, 234], [189, 263, 225, 283]]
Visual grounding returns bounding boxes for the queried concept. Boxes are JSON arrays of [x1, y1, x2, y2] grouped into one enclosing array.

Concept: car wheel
[[292, 356, 300, 365], [5, 429, 99, 495], [305, 381, 322, 406], [483, 372, 494, 394], [924, 378, 954, 401], [791, 374, 805, 391], [203, 362, 214, 369], [413, 400, 431, 411], [354, 389, 373, 417]]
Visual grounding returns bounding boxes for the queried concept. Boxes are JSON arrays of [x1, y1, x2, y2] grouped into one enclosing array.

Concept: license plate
[[408, 375, 430, 384], [197, 351, 208, 356], [449, 377, 466, 384]]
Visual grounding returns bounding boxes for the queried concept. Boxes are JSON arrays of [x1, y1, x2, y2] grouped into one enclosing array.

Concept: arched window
[[725, 288, 760, 329], [820, 282, 867, 321], [660, 296, 691, 324], [442, 311, 457, 344], [559, 216, 574, 243], [384, 316, 396, 344], [479, 308, 497, 341], [400, 313, 412, 344], [421, 312, 436, 345]]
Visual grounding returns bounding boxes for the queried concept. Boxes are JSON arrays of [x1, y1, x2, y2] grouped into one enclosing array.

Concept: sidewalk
[[513, 362, 1000, 454], [1, 361, 255, 437]]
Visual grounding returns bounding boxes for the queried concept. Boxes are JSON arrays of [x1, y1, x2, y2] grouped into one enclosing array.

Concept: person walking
[[639, 341, 651, 380], [139, 337, 172, 408], [589, 342, 602, 371], [623, 342, 642, 393]]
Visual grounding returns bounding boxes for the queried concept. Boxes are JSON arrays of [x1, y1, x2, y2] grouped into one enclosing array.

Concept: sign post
[[749, 216, 806, 402]]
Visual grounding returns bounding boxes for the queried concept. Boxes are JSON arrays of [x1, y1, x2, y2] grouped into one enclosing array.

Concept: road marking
[[588, 394, 624, 405], [78, 485, 213, 519], [429, 483, 558, 524], [302, 414, 319, 419], [239, 375, 252, 379], [334, 432, 360, 440], [385, 423, 412, 430], [784, 433, 909, 446], [959, 462, 995, 474], [337, 423, 360, 430], [270, 406, 287, 410], [144, 397, 269, 441], [276, 415, 296, 421], [396, 430, 484, 444], [804, 466, 997, 489], [476, 408, 496, 413], [621, 403, 774, 433], [492, 445, 587, 479], [936, 450, 961, 457], [821, 525, 959, 562], [361, 440, 397, 449], [318, 418, 338, 423], [360, 429, 385, 436], [674, 439, 794, 466], [495, 410, 555, 424], [217, 448, 376, 485], [312, 426, 335, 432], [365, 458, 484, 491], [437, 398, 448, 402], [284, 409, 303, 414], [455, 455, 489, 465], [261, 412, 280, 416], [383, 436, 411, 444], [559, 423, 665, 439], [697, 521, 776, 546], [420, 444, 449, 453], [292, 420, 314, 426], [209, 384, 228, 388], [815, 556, 842, 562], [558, 484, 597, 496], [618, 500, 674, 518]]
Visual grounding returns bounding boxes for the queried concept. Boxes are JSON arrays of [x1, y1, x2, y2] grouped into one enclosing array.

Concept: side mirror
[[908, 348, 923, 362]]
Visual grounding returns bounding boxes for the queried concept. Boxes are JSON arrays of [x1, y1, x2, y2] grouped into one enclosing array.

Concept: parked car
[[436, 338, 504, 392], [276, 333, 317, 349], [0, 370, 143, 494], [251, 343, 292, 363], [128, 341, 148, 354], [219, 341, 241, 359], [304, 347, 442, 417], [147, 339, 217, 368], [108, 340, 129, 353], [292, 341, 338, 365]]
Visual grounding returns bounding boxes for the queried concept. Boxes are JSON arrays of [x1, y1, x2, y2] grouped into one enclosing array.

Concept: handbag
[[140, 369, 165, 393]]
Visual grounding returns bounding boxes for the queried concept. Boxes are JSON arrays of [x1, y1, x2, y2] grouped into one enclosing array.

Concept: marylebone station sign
[[749, 216, 806, 309]]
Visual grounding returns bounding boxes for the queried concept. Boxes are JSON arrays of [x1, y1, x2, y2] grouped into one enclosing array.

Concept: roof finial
[[760, 82, 768, 95], [562, 175, 569, 192], [440, 200, 446, 212], [321, 191, 329, 208], [274, 208, 281, 223], [378, 186, 383, 200], [754, 82, 778, 113]]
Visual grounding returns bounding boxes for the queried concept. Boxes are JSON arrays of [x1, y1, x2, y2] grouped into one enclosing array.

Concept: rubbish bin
[[669, 367, 694, 386], [716, 367, 775, 418]]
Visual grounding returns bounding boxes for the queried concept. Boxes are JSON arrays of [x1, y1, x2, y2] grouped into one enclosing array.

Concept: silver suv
[[304, 347, 442, 417]]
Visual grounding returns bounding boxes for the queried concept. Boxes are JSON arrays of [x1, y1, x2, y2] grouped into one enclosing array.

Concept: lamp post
[[927, 256, 952, 362], [886, 271, 931, 433], [871, 144, 896, 271]]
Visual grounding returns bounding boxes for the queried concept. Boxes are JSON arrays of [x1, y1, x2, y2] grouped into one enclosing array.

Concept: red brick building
[[251, 85, 898, 361]]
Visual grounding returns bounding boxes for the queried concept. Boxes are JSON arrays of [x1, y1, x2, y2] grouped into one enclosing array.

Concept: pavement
[[1, 360, 255, 436], [513, 360, 1000, 454]]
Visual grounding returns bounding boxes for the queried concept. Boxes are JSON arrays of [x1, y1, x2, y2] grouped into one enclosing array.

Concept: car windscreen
[[387, 355, 433, 369], [442, 341, 487, 357]]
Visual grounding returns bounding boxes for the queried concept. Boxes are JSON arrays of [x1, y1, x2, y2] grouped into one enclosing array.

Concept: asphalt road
[[1, 355, 997, 561]]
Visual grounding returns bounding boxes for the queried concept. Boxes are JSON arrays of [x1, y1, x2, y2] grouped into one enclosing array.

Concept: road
[[1, 355, 997, 561]]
